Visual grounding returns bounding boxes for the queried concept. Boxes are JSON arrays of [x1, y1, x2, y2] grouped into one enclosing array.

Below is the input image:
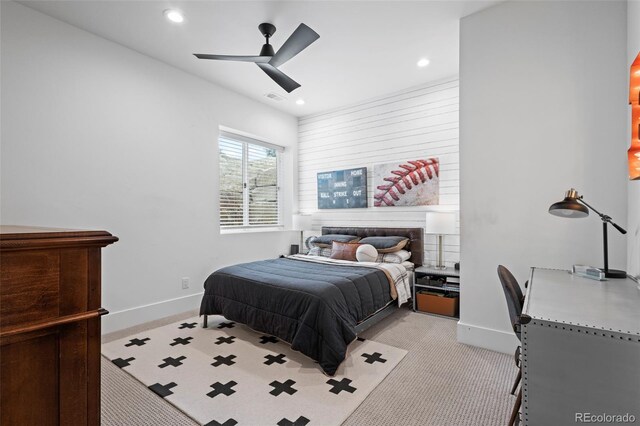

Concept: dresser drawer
[[1, 251, 61, 329]]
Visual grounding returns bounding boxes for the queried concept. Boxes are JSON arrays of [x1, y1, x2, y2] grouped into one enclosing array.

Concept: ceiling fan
[[194, 23, 319, 93]]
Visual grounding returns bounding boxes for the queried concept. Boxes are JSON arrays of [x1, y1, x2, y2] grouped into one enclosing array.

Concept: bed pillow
[[376, 250, 411, 264], [401, 261, 415, 271], [329, 241, 361, 261], [356, 244, 379, 262], [310, 234, 361, 248], [358, 236, 409, 253], [307, 246, 332, 257]]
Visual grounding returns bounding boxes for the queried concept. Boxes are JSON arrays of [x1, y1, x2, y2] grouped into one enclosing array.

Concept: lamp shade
[[548, 189, 589, 218], [292, 214, 312, 231], [425, 211, 456, 235]]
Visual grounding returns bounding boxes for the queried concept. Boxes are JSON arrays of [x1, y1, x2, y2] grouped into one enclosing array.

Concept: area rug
[[102, 315, 407, 426]]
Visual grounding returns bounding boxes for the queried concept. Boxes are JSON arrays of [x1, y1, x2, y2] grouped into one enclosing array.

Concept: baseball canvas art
[[373, 158, 439, 207]]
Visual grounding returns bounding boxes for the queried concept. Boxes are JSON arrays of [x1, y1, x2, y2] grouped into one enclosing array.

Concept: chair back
[[497, 265, 524, 340], [498, 265, 525, 305]]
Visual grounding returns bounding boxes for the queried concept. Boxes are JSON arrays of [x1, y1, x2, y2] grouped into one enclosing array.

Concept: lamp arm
[[577, 198, 627, 235]]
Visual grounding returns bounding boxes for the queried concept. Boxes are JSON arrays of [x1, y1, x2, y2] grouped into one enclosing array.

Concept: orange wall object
[[630, 52, 640, 180]]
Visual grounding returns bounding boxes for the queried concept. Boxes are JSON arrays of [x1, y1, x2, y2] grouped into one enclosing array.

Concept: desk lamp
[[548, 188, 627, 278]]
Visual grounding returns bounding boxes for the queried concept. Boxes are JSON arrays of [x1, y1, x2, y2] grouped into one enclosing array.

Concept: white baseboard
[[103, 296, 520, 354], [102, 292, 203, 335], [456, 320, 519, 354]]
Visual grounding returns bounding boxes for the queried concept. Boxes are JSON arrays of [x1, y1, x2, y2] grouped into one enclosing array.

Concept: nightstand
[[412, 266, 460, 318]]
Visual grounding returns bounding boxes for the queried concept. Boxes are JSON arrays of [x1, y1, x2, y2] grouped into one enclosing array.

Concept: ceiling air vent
[[264, 92, 286, 102]]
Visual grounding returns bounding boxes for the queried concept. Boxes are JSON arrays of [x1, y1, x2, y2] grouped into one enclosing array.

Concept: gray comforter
[[199, 256, 393, 375]]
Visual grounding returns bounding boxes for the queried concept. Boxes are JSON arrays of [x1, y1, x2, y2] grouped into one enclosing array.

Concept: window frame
[[218, 129, 283, 232]]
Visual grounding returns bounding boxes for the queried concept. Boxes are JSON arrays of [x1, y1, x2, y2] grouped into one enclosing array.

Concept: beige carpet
[[102, 308, 514, 425]]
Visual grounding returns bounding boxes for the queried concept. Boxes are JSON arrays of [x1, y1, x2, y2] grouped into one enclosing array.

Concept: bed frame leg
[[203, 315, 208, 328]]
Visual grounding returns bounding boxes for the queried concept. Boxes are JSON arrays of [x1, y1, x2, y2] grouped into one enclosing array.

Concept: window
[[218, 130, 282, 229]]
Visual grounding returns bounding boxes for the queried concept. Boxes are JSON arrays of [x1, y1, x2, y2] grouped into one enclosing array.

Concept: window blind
[[218, 137, 244, 227], [218, 131, 282, 229]]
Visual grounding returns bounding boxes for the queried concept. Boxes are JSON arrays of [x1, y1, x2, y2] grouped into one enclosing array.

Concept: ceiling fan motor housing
[[260, 43, 275, 57], [259, 23, 276, 57]]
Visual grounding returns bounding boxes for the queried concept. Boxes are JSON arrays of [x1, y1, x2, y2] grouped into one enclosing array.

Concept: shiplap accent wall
[[298, 77, 460, 267]]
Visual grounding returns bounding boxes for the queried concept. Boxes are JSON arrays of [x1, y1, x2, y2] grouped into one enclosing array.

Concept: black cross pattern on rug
[[158, 356, 186, 368], [112, 357, 135, 368], [361, 352, 387, 364], [170, 336, 193, 346], [217, 321, 235, 329], [204, 420, 238, 426], [178, 322, 197, 329], [215, 336, 236, 345], [211, 354, 236, 367], [264, 353, 287, 366], [148, 382, 177, 398], [260, 335, 279, 344], [357, 337, 366, 342], [269, 379, 297, 396], [326, 378, 357, 394], [125, 337, 150, 347], [207, 381, 237, 398], [277, 416, 310, 426]]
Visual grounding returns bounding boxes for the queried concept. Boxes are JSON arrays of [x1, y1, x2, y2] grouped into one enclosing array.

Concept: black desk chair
[[498, 265, 525, 426]]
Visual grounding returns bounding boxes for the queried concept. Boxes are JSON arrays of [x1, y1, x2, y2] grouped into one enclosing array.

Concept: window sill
[[220, 226, 286, 235]]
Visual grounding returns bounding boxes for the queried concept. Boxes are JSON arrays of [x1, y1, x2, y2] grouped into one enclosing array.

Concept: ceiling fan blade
[[193, 54, 271, 63], [269, 23, 319, 67], [256, 63, 301, 93]]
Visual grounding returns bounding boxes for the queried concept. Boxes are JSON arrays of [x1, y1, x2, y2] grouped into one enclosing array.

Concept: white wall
[[459, 0, 628, 353], [298, 79, 460, 266], [0, 2, 299, 333], [628, 0, 640, 279]]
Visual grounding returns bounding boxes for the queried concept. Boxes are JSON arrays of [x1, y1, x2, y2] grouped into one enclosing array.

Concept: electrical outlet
[[181, 277, 190, 289]]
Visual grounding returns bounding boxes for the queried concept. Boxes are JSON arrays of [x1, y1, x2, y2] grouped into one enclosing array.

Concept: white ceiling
[[21, 0, 500, 116]]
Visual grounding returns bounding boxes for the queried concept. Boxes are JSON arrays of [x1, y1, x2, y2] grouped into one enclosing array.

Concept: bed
[[199, 226, 423, 375]]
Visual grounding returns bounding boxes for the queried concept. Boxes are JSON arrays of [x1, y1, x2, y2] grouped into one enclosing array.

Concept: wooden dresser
[[0, 226, 118, 425]]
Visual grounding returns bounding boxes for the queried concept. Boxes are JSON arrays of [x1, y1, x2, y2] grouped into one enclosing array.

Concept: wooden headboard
[[321, 226, 424, 266]]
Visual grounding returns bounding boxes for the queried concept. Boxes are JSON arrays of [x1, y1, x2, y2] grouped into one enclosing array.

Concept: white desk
[[521, 268, 640, 425]]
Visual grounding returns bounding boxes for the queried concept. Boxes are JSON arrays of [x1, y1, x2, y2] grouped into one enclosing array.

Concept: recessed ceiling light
[[417, 58, 430, 68], [296, 99, 305, 105], [164, 9, 184, 23]]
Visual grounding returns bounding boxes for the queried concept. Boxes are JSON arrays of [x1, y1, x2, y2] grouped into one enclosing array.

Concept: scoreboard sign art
[[317, 167, 368, 209], [373, 158, 439, 207]]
